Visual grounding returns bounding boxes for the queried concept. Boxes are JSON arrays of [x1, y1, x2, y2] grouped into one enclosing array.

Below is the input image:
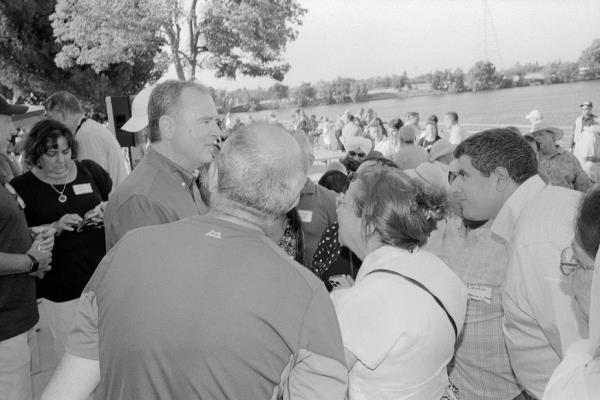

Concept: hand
[[86, 202, 107, 222], [26, 240, 52, 266], [30, 225, 56, 252], [54, 213, 83, 235], [30, 263, 52, 279]]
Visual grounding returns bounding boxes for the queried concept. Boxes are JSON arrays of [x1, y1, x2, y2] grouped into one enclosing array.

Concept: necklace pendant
[[58, 194, 67, 203]]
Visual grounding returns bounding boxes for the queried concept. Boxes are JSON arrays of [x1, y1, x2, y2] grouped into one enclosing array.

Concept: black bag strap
[[367, 268, 458, 341]]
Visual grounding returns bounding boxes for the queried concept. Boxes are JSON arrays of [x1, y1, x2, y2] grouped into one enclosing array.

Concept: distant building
[[523, 72, 547, 85]]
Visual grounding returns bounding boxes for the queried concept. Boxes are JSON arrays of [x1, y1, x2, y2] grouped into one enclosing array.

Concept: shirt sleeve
[[65, 291, 99, 360], [82, 159, 113, 200], [573, 162, 592, 192], [283, 286, 348, 400], [104, 195, 173, 250], [331, 276, 416, 369]]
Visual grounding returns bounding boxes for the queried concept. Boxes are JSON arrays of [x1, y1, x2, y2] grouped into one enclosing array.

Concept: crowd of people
[[0, 81, 599, 400]]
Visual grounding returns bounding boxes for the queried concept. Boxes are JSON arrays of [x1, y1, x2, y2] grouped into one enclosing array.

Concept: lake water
[[240, 80, 600, 129]]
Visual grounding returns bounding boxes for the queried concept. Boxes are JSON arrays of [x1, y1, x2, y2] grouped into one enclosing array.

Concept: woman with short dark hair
[[10, 119, 111, 357], [331, 164, 467, 400]]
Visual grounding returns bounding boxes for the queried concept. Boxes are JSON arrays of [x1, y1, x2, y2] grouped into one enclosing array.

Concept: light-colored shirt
[[392, 144, 428, 170], [331, 245, 467, 400], [492, 175, 586, 399], [543, 339, 600, 400], [573, 129, 600, 182], [103, 147, 208, 249], [428, 218, 521, 400], [447, 125, 465, 145], [76, 118, 128, 187]]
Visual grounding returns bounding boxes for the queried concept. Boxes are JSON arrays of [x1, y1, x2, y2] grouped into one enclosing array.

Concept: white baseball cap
[[121, 85, 154, 132]]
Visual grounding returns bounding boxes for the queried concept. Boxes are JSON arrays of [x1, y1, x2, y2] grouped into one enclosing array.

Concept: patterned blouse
[[539, 148, 592, 192]]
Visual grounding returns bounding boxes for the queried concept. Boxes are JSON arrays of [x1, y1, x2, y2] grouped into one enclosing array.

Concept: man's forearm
[[42, 353, 100, 400], [0, 252, 31, 276]]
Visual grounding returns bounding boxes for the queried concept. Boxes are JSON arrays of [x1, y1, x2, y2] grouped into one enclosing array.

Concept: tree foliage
[[0, 0, 163, 112], [51, 0, 307, 81], [578, 38, 600, 79], [468, 60, 497, 92]]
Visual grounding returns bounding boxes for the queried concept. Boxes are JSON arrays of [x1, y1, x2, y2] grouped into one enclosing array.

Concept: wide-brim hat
[[405, 162, 449, 189], [428, 139, 455, 162], [0, 96, 28, 116], [121, 85, 154, 132], [531, 124, 564, 142]]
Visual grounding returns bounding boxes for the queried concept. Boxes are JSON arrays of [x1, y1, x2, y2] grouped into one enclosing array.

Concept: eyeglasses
[[559, 246, 594, 276], [336, 195, 353, 209], [448, 171, 458, 184], [348, 151, 366, 158]]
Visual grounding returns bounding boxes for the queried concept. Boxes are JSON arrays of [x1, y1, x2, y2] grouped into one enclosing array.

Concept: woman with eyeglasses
[[330, 163, 467, 400], [544, 186, 600, 399], [9, 119, 111, 358]]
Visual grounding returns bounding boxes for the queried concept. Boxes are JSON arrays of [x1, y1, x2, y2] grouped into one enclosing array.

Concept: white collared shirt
[[492, 175, 586, 398], [331, 245, 466, 400]]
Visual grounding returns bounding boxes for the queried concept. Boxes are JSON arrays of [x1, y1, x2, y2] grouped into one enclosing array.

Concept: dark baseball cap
[[0, 96, 28, 116]]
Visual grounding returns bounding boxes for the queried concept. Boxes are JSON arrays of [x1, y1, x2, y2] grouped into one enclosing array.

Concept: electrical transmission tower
[[479, 0, 503, 68]]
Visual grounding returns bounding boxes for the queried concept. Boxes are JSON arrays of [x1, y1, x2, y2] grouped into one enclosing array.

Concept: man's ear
[[158, 115, 176, 140], [494, 166, 511, 192]]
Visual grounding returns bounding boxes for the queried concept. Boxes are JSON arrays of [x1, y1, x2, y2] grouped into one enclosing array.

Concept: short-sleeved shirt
[[75, 118, 128, 186], [11, 160, 111, 302], [66, 215, 347, 400], [331, 245, 467, 400], [297, 179, 338, 266], [103, 147, 208, 249], [539, 148, 592, 192], [392, 144, 429, 170], [0, 183, 37, 341]]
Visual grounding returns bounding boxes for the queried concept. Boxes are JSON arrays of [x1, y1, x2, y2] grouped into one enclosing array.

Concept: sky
[[166, 0, 600, 90]]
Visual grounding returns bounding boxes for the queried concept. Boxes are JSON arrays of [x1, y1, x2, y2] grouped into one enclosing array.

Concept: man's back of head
[[44, 91, 83, 130], [213, 122, 308, 222]]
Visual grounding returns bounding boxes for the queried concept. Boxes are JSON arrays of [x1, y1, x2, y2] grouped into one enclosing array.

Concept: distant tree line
[[212, 38, 600, 113]]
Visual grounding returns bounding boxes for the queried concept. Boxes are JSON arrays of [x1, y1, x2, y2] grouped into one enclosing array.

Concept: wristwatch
[[27, 254, 40, 273]]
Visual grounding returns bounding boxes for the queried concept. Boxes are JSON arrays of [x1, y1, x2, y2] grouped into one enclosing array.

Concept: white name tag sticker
[[298, 210, 313, 223], [467, 284, 492, 304], [72, 183, 93, 195]]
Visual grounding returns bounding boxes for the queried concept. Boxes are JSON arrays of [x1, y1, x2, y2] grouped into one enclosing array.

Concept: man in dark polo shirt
[[0, 92, 53, 400], [103, 80, 219, 249], [293, 131, 338, 266], [43, 123, 348, 400]]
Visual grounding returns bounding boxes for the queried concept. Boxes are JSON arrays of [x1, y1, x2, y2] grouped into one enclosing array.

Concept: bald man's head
[[214, 123, 308, 218]]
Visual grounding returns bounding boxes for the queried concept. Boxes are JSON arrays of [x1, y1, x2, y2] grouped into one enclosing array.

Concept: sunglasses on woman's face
[[348, 151, 366, 158]]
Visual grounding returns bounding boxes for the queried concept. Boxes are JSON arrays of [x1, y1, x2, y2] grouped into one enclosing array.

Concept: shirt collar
[[301, 178, 316, 195], [490, 175, 547, 244], [146, 146, 195, 186]]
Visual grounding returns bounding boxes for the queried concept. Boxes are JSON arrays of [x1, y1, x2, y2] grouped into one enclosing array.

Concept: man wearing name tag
[[426, 159, 522, 400], [293, 131, 338, 267], [103, 80, 219, 249], [452, 129, 585, 399]]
